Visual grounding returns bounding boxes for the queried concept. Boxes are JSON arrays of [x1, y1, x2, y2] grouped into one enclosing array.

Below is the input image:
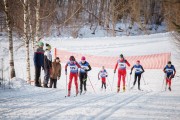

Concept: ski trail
[[36, 93, 117, 120], [90, 92, 149, 120]]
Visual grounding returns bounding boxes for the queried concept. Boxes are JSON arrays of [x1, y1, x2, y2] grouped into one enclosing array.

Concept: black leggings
[[101, 82, 106, 89], [79, 73, 87, 92], [133, 73, 141, 89]]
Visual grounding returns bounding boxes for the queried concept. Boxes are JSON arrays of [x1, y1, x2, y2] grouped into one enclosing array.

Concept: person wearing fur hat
[[130, 60, 145, 90], [114, 54, 130, 92], [33, 41, 44, 87], [50, 57, 61, 88], [43, 43, 52, 88]]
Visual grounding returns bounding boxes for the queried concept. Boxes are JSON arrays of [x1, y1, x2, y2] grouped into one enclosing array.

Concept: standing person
[[98, 66, 108, 91], [43, 43, 52, 88], [79, 56, 92, 95], [33, 41, 44, 87], [163, 61, 176, 91], [65, 56, 81, 96], [130, 60, 145, 90], [50, 57, 61, 88], [114, 54, 130, 92]]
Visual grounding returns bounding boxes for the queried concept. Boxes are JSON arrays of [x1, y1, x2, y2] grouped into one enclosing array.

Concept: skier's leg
[[122, 72, 126, 91], [43, 69, 50, 87], [68, 73, 73, 96], [138, 74, 141, 90], [133, 74, 138, 86], [79, 73, 83, 93], [74, 74, 79, 95], [84, 73, 87, 91], [117, 72, 121, 92]]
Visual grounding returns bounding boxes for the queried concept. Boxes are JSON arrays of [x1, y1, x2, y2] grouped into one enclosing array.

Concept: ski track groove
[[91, 92, 149, 120], [0, 88, 62, 103], [35, 93, 118, 120]]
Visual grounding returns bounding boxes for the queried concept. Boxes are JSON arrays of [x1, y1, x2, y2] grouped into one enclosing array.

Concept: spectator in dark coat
[[33, 41, 44, 87]]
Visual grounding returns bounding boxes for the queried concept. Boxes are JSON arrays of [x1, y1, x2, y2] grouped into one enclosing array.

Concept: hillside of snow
[[0, 32, 180, 120]]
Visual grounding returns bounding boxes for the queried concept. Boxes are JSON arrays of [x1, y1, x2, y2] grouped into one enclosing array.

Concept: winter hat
[[120, 54, 124, 58], [45, 43, 51, 50], [137, 60, 140, 63], [69, 56, 75, 61], [38, 41, 44, 47], [81, 56, 86, 61], [168, 61, 171, 64], [56, 57, 59, 60]]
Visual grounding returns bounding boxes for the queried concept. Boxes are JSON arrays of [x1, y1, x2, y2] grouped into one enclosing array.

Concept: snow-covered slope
[[0, 33, 180, 120]]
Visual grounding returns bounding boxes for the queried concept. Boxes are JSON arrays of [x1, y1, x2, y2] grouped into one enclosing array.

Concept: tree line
[[0, 0, 179, 82]]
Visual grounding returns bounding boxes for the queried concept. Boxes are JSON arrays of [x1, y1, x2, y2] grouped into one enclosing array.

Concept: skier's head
[[69, 56, 75, 62], [38, 41, 44, 48], [45, 43, 51, 51], [102, 66, 105, 70], [55, 57, 60, 63], [119, 54, 124, 60], [81, 56, 86, 63], [167, 61, 171, 67], [136, 60, 140, 65]]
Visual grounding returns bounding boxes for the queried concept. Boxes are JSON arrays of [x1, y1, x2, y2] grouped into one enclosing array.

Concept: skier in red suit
[[114, 54, 130, 92], [65, 56, 81, 96]]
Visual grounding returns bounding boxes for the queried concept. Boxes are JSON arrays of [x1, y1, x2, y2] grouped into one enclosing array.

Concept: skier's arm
[[75, 62, 81, 68], [173, 67, 176, 76], [141, 66, 145, 73], [163, 67, 166, 73], [114, 62, 118, 73], [98, 72, 100, 80], [86, 64, 92, 71], [130, 66, 134, 74], [65, 63, 68, 75], [125, 60, 130, 67], [33, 52, 37, 66]]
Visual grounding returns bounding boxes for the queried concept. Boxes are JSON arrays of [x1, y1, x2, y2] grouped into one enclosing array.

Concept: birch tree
[[3, 0, 16, 79]]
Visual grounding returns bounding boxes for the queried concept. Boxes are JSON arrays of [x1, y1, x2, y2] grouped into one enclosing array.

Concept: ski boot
[[168, 87, 171, 91], [43, 84, 48, 88], [80, 90, 82, 95], [67, 90, 71, 97], [76, 90, 79, 96], [117, 87, 120, 93], [123, 86, 126, 92]]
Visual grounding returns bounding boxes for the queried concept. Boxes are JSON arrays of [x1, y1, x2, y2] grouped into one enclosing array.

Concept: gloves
[[171, 75, 175, 78], [57, 76, 60, 80], [114, 70, 116, 73], [130, 72, 132, 75], [106, 75, 108, 77], [98, 78, 100, 80], [42, 66, 44, 70]]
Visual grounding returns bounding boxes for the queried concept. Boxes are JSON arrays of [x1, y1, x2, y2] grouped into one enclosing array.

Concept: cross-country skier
[[65, 56, 81, 96], [98, 66, 108, 91], [43, 43, 52, 88], [130, 60, 145, 90], [114, 54, 130, 92], [79, 56, 92, 95], [33, 41, 44, 87], [163, 61, 176, 91], [50, 57, 61, 88]]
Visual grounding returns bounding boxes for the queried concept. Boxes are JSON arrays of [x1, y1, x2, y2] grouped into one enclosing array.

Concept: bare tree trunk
[[24, 0, 31, 83], [28, 3, 35, 50], [35, 0, 40, 42], [3, 0, 16, 79]]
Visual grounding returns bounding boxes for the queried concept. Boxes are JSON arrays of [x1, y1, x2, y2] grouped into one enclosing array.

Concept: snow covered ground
[[0, 33, 180, 120]]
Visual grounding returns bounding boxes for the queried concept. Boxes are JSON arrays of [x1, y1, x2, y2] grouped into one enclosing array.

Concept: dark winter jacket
[[44, 50, 52, 70], [33, 47, 44, 68]]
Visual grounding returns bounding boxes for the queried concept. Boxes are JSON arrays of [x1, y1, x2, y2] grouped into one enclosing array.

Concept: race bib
[[119, 63, 126, 69]]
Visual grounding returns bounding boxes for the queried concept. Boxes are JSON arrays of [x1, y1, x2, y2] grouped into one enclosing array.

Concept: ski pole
[[107, 77, 112, 91], [112, 73, 115, 89], [142, 74, 146, 85], [87, 75, 96, 94], [161, 73, 167, 91], [129, 74, 131, 89], [66, 74, 67, 95]]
